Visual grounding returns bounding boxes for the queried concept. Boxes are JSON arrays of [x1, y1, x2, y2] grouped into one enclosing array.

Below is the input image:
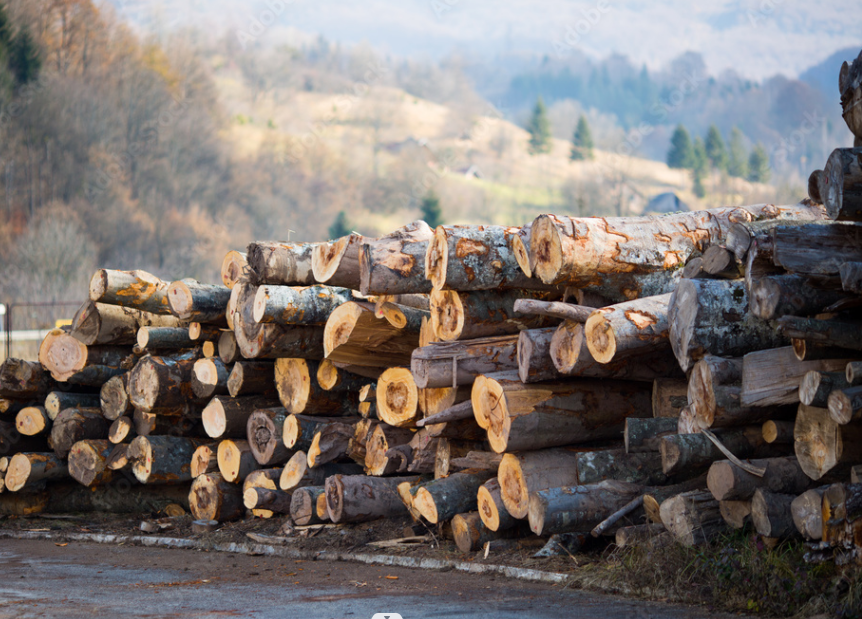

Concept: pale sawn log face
[[361, 220, 433, 296]]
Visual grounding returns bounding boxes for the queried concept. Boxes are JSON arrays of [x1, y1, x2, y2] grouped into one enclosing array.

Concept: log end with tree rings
[[511, 231, 532, 278], [828, 389, 855, 425], [316, 359, 341, 391], [191, 445, 217, 478], [128, 436, 154, 483], [88, 269, 110, 301], [201, 398, 228, 439], [549, 320, 584, 374], [106, 444, 129, 471], [412, 486, 439, 523], [166, 280, 196, 320], [4, 453, 36, 492], [312, 234, 354, 283], [377, 367, 419, 427], [108, 416, 135, 444], [279, 450, 307, 490], [39, 330, 89, 381], [528, 215, 563, 285], [471, 376, 509, 453], [496, 453, 529, 520], [470, 375, 494, 430], [190, 473, 243, 522], [274, 358, 311, 414], [794, 404, 842, 481], [477, 482, 502, 531], [68, 439, 112, 487], [425, 225, 449, 292], [16, 406, 49, 436], [430, 289, 465, 342], [584, 311, 616, 364], [323, 302, 362, 358], [217, 439, 252, 483], [251, 286, 270, 324]]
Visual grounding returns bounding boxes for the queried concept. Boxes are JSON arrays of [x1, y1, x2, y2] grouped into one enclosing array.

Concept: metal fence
[[1, 301, 82, 361]]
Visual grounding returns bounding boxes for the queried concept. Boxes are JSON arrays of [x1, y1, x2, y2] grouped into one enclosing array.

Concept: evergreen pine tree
[[747, 144, 771, 183], [328, 210, 352, 239], [420, 190, 443, 228], [526, 96, 551, 155], [704, 125, 728, 171], [691, 137, 708, 198], [570, 115, 594, 161], [9, 28, 41, 86], [667, 124, 694, 169], [727, 127, 749, 179]]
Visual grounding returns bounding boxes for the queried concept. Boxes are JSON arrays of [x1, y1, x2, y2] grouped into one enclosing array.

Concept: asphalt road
[[0, 539, 735, 619]]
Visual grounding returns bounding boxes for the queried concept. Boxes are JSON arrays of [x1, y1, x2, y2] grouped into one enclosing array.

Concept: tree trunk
[[652, 378, 689, 418], [823, 147, 862, 221], [307, 419, 361, 468], [5, 452, 68, 492], [279, 450, 362, 491], [477, 477, 519, 531], [189, 472, 244, 521], [660, 490, 727, 546], [828, 386, 862, 424], [50, 408, 109, 459], [201, 396, 278, 439], [290, 485, 327, 525], [216, 439, 259, 483], [624, 417, 678, 452], [777, 316, 862, 352], [275, 358, 360, 415], [221, 250, 248, 289], [107, 416, 135, 444], [323, 302, 419, 368], [430, 289, 556, 342], [247, 241, 317, 285], [425, 224, 555, 293], [247, 408, 289, 466], [762, 420, 795, 444], [227, 361, 275, 398], [772, 221, 862, 276], [411, 468, 494, 524], [513, 299, 592, 323], [659, 426, 780, 475], [668, 279, 787, 373], [584, 294, 672, 364], [358, 220, 434, 295], [44, 392, 100, 419], [241, 468, 285, 517], [71, 301, 183, 346], [411, 335, 519, 389], [550, 321, 682, 381], [719, 500, 752, 529], [740, 347, 851, 408], [528, 479, 642, 536], [89, 269, 172, 313], [312, 233, 364, 289], [795, 404, 862, 480], [364, 423, 414, 476], [127, 351, 202, 413], [471, 373, 651, 453], [136, 327, 197, 350], [68, 439, 114, 487], [253, 285, 352, 325], [218, 330, 240, 364], [706, 456, 811, 501], [751, 489, 799, 538], [39, 330, 132, 382], [800, 371, 849, 408], [128, 435, 205, 484], [325, 474, 420, 523], [191, 358, 231, 400], [749, 274, 850, 320], [517, 328, 564, 383], [791, 486, 827, 540], [16, 406, 50, 436]]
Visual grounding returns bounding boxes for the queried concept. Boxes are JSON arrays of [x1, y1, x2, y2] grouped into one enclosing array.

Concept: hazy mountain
[[800, 46, 861, 100]]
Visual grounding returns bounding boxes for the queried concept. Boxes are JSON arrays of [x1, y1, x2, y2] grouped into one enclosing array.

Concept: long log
[[452, 511, 523, 553], [430, 289, 555, 342], [216, 439, 259, 483], [477, 477, 519, 532], [133, 410, 197, 437], [128, 435, 205, 484], [751, 489, 799, 538], [347, 418, 379, 465], [71, 301, 182, 346], [189, 472, 244, 521], [88, 269, 171, 313], [772, 221, 862, 276], [39, 331, 132, 383], [529, 479, 643, 536], [50, 408, 109, 459], [624, 417, 678, 453], [44, 392, 101, 420], [513, 299, 592, 323], [706, 456, 810, 501], [412, 468, 494, 524], [241, 468, 285, 517], [762, 420, 795, 444], [660, 490, 727, 546], [791, 486, 827, 540], [823, 148, 862, 221], [253, 285, 352, 326], [136, 327, 196, 351], [275, 358, 360, 415], [360, 220, 434, 295], [325, 474, 420, 523], [740, 347, 852, 408], [749, 274, 850, 320], [283, 414, 334, 452], [126, 351, 202, 413], [312, 233, 364, 289], [221, 250, 248, 289], [471, 373, 651, 453], [641, 475, 711, 524], [584, 294, 672, 364], [247, 408, 290, 466], [5, 452, 68, 492], [279, 450, 362, 490], [247, 241, 317, 285], [795, 404, 862, 480], [323, 302, 419, 368], [191, 358, 231, 399], [68, 439, 114, 487], [167, 280, 230, 325], [411, 335, 519, 389], [777, 316, 862, 352], [668, 279, 787, 373], [290, 485, 327, 525], [659, 426, 782, 475], [0, 481, 191, 516]]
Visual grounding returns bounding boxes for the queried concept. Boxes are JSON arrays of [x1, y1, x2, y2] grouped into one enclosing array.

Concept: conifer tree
[[420, 190, 443, 228], [667, 124, 694, 169], [570, 115, 594, 161], [527, 96, 552, 155]]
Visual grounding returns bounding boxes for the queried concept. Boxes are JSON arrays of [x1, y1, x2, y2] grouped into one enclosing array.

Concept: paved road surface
[[0, 539, 734, 619]]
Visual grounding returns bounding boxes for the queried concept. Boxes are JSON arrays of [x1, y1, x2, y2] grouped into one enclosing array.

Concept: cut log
[[828, 386, 862, 424], [218, 330, 240, 364], [359, 220, 434, 295], [822, 482, 862, 546], [701, 245, 741, 279], [39, 331, 131, 382], [89, 269, 171, 313], [253, 285, 352, 325], [477, 477, 518, 532], [188, 323, 222, 343], [659, 426, 781, 475], [550, 321, 682, 381], [216, 439, 259, 483], [741, 347, 852, 408], [516, 327, 564, 384], [71, 301, 182, 346], [108, 416, 135, 444], [307, 420, 360, 468], [275, 358, 360, 415], [777, 316, 862, 352], [279, 450, 362, 490], [762, 420, 795, 444], [227, 361, 275, 398], [411, 335, 519, 390], [800, 371, 850, 408], [660, 490, 727, 546], [511, 224, 533, 277], [323, 302, 419, 368], [719, 500, 752, 529], [795, 404, 862, 480], [50, 408, 110, 459], [241, 468, 285, 517], [105, 443, 129, 471], [128, 435, 205, 484], [68, 439, 114, 487], [127, 351, 202, 413], [668, 279, 787, 373], [190, 444, 219, 478], [364, 423, 414, 475], [471, 373, 651, 453], [615, 523, 668, 547], [706, 457, 811, 501], [430, 289, 555, 342], [16, 406, 51, 436], [325, 474, 420, 523], [5, 453, 68, 492], [290, 485, 327, 525], [641, 475, 710, 524], [529, 479, 642, 536], [283, 414, 333, 452], [751, 489, 799, 538], [221, 250, 248, 289], [676, 405, 699, 434], [44, 392, 100, 420], [750, 274, 849, 320], [791, 486, 827, 540], [376, 368, 420, 427], [166, 280, 230, 325], [191, 358, 231, 400], [202, 396, 279, 439], [0, 420, 45, 457], [822, 148, 862, 221], [417, 401, 474, 427], [189, 473, 244, 521], [312, 233, 363, 288], [425, 224, 553, 293], [247, 241, 317, 285], [0, 481, 191, 516], [513, 299, 592, 323], [624, 417, 678, 453], [136, 327, 197, 350], [411, 468, 494, 524], [133, 409, 196, 437], [452, 511, 519, 553], [652, 379, 689, 418], [772, 221, 862, 276], [584, 294, 672, 364], [347, 418, 379, 465], [247, 408, 290, 466], [682, 256, 706, 279]]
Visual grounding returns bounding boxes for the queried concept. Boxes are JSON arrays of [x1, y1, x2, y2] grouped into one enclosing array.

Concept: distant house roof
[[646, 192, 688, 214]]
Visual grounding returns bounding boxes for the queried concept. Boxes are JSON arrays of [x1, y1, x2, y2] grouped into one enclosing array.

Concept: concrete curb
[[0, 528, 571, 585]]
